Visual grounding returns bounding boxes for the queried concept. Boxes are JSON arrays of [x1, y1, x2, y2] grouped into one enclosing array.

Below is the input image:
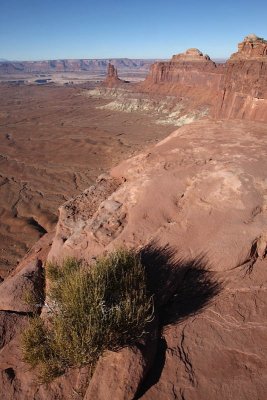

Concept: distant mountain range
[[0, 58, 159, 74]]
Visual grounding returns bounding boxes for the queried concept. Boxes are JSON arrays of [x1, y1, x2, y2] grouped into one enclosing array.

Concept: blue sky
[[1, 0, 267, 61]]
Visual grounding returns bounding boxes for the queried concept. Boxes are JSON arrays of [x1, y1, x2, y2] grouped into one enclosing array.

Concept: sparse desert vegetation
[[22, 250, 154, 382]]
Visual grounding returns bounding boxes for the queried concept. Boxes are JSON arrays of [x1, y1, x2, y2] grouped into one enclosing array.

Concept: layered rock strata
[[139, 35, 267, 122], [140, 48, 223, 108], [230, 34, 267, 60], [217, 35, 267, 121], [0, 58, 155, 74]]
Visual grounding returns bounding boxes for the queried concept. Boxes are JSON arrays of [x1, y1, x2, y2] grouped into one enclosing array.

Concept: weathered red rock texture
[[144, 48, 222, 89], [102, 63, 126, 87], [139, 48, 223, 110], [140, 35, 267, 122], [46, 119, 267, 400], [230, 34, 267, 60], [1, 119, 267, 399], [216, 35, 267, 121]]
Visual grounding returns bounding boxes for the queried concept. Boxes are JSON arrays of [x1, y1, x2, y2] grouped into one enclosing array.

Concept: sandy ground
[[0, 83, 174, 277]]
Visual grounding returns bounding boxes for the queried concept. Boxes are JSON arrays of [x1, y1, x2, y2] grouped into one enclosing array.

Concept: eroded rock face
[[138, 35, 267, 122], [47, 119, 267, 399], [142, 50, 222, 98], [138, 46, 223, 113], [89, 35, 267, 124], [49, 175, 123, 263], [1, 119, 267, 399], [215, 38, 267, 121], [230, 34, 267, 60], [49, 120, 267, 272], [107, 63, 119, 78], [172, 48, 211, 62], [102, 63, 126, 87]]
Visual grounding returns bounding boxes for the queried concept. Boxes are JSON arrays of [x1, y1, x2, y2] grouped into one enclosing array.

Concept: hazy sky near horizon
[[1, 0, 267, 61]]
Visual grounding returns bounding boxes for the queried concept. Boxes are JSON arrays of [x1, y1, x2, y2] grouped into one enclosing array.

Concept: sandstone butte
[[102, 62, 126, 87], [0, 35, 267, 400], [138, 34, 267, 122]]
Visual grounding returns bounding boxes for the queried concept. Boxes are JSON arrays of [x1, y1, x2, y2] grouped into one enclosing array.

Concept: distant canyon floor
[[0, 82, 175, 277]]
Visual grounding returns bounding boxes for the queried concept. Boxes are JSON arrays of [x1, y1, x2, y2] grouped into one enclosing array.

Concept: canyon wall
[[139, 35, 267, 122], [216, 35, 267, 121], [0, 58, 155, 74], [139, 49, 223, 109], [144, 48, 223, 90]]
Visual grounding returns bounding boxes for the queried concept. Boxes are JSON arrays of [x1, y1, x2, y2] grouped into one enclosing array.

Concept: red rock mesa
[[139, 34, 267, 122]]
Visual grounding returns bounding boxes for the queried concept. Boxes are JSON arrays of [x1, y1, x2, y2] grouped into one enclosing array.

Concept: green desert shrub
[[22, 249, 154, 383]]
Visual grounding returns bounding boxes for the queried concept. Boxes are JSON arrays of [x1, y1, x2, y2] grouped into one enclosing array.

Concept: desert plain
[[0, 79, 174, 278]]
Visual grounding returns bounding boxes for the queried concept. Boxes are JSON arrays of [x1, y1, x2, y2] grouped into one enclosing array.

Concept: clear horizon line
[[0, 56, 228, 63]]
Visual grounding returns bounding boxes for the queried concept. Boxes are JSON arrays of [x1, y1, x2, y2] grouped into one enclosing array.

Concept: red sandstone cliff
[[139, 35, 267, 122], [230, 34, 267, 60], [146, 48, 222, 88], [140, 48, 223, 107], [216, 35, 267, 121]]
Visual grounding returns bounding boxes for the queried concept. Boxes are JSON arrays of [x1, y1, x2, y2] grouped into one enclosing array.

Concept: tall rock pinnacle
[[102, 62, 125, 87]]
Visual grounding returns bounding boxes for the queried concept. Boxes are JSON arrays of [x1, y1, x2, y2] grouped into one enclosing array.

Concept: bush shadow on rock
[[136, 242, 222, 398]]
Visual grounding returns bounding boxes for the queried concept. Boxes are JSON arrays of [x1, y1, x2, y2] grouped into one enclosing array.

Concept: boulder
[[84, 347, 147, 400], [84, 318, 158, 400], [0, 259, 44, 313]]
